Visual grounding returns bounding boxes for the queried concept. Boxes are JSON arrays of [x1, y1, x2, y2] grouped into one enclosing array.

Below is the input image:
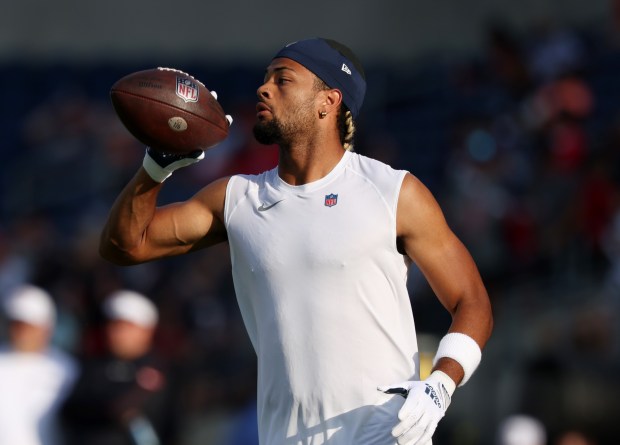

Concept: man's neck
[[277, 141, 346, 186]]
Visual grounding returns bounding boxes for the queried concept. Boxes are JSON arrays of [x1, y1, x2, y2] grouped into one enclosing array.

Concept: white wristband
[[433, 332, 482, 387]]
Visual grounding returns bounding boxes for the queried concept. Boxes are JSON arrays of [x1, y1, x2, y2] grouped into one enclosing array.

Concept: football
[[110, 67, 230, 154]]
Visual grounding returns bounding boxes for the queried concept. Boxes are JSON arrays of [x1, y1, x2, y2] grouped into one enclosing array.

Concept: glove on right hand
[[142, 147, 205, 183], [378, 372, 452, 445]]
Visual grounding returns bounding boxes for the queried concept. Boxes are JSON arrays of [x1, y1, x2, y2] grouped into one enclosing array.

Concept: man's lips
[[256, 102, 271, 115]]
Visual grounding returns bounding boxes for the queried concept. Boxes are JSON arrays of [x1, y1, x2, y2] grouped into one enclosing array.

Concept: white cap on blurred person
[[3, 284, 56, 326], [103, 290, 158, 327], [498, 414, 546, 445]]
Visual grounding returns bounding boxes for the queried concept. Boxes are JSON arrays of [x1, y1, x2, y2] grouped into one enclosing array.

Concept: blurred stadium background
[[1, 0, 619, 444]]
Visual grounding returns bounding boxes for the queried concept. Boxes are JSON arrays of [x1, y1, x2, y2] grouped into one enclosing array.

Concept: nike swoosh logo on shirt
[[258, 200, 284, 211]]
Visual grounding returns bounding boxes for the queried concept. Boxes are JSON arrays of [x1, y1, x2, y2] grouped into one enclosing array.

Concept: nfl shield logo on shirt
[[176, 76, 199, 103], [324, 193, 338, 207]]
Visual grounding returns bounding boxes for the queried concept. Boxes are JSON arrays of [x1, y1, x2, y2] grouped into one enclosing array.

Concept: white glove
[[378, 371, 455, 445], [142, 147, 205, 183]]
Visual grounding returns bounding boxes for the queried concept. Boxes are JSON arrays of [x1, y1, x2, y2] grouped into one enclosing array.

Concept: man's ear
[[322, 88, 343, 115]]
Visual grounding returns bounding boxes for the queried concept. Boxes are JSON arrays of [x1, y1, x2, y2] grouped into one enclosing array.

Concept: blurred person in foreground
[[497, 414, 547, 445], [100, 38, 493, 445], [0, 284, 78, 445], [62, 289, 172, 445]]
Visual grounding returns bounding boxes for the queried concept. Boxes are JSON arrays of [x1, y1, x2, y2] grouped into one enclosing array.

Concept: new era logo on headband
[[341, 63, 352, 75]]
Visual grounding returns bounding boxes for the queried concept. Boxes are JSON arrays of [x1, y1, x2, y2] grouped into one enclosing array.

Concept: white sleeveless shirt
[[224, 151, 418, 445]]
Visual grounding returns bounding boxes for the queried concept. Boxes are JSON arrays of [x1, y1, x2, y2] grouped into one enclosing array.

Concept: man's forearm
[[100, 169, 162, 265]]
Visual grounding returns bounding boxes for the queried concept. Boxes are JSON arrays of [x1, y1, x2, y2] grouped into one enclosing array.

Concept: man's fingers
[[392, 397, 423, 436], [397, 411, 431, 445]]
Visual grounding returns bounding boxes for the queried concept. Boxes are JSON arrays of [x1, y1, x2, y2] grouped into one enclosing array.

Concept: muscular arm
[[397, 173, 493, 385], [99, 168, 229, 265]]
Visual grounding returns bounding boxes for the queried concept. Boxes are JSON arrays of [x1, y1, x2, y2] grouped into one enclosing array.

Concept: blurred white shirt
[[0, 345, 78, 445]]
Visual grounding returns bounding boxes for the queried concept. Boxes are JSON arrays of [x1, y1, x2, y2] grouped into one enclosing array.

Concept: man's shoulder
[[347, 152, 407, 188], [349, 152, 404, 174], [229, 167, 274, 187], [227, 167, 277, 197], [224, 168, 277, 224]]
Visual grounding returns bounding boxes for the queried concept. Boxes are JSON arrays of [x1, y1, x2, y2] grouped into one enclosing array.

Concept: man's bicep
[[396, 173, 452, 254], [145, 177, 229, 256], [396, 174, 483, 313]]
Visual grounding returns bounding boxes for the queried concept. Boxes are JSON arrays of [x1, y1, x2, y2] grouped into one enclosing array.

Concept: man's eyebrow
[[265, 66, 297, 77]]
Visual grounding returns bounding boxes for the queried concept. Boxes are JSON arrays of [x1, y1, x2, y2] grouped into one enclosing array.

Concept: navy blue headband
[[273, 38, 366, 119]]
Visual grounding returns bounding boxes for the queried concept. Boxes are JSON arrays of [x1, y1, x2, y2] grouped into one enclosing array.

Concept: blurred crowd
[[1, 17, 620, 445]]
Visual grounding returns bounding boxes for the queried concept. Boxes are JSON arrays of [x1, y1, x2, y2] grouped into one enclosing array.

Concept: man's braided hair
[[314, 78, 357, 151]]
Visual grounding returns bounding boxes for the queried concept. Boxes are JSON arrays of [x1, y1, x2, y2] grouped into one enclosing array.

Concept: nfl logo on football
[[176, 77, 199, 103], [324, 194, 338, 207]]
